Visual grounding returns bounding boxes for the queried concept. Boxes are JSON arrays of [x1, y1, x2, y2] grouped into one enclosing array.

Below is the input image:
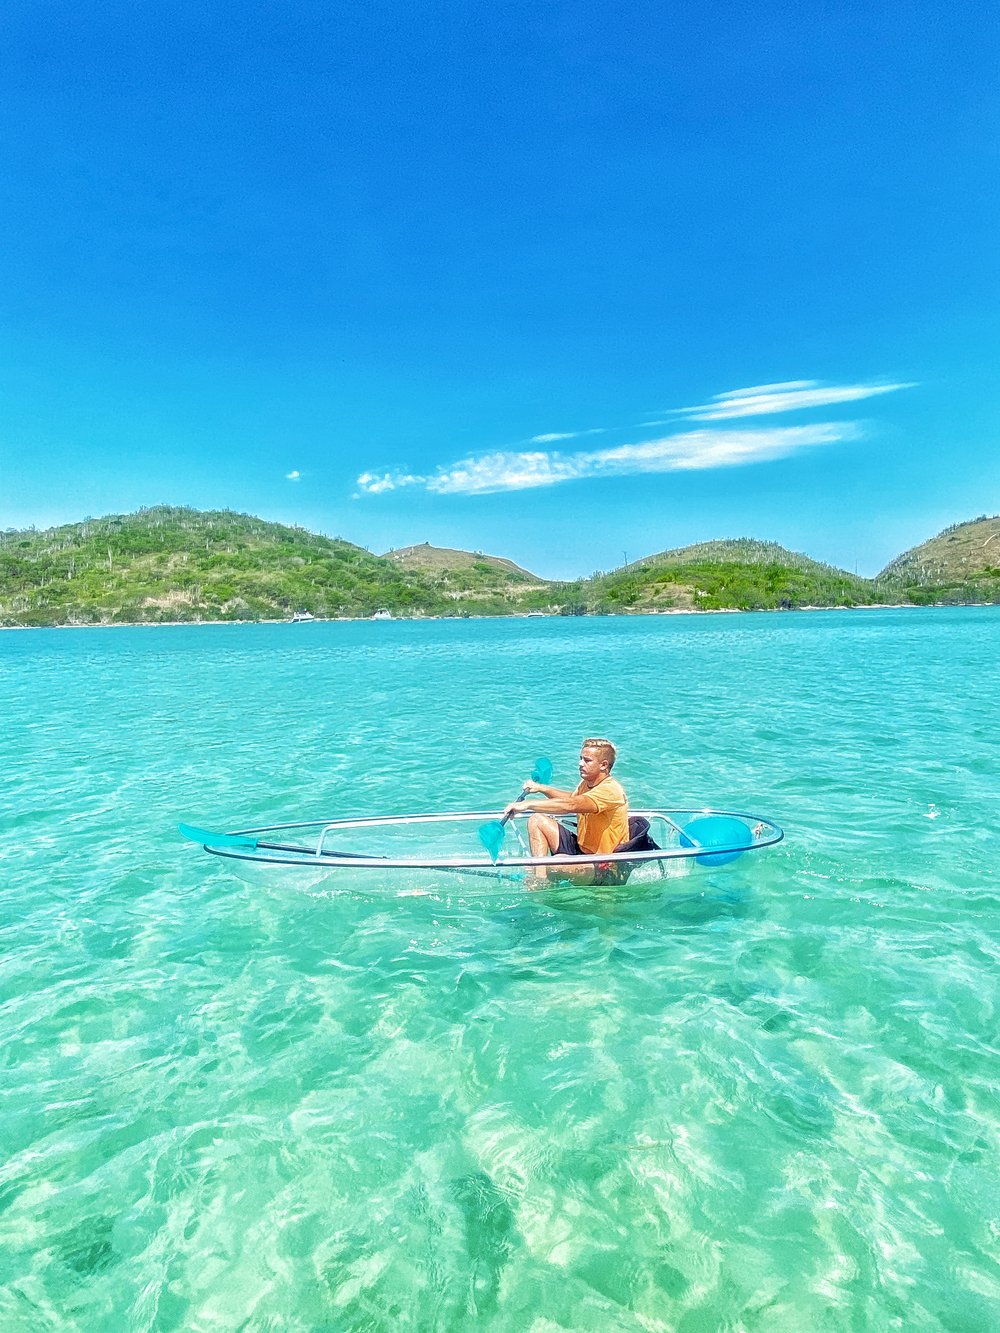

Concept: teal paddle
[[179, 822, 261, 849], [179, 822, 389, 860], [679, 815, 753, 867], [478, 757, 553, 863]]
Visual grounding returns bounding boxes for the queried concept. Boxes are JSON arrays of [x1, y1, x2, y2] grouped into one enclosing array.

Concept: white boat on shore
[[371, 608, 393, 620]]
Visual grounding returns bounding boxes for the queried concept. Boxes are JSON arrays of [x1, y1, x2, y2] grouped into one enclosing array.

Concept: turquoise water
[[2, 608, 998, 1330]]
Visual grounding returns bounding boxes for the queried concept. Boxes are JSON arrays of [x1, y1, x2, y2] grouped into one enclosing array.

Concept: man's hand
[[505, 780, 561, 818]]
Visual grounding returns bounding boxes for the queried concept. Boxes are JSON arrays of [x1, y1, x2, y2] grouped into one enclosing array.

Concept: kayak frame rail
[[203, 808, 783, 870], [316, 823, 343, 857]]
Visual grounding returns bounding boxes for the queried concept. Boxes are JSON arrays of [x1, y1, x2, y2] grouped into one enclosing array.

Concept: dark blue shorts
[[555, 823, 626, 885], [556, 823, 581, 856], [554, 816, 655, 886]]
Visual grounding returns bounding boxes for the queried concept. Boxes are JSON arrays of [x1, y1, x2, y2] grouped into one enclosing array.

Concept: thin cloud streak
[[356, 422, 862, 498], [681, 379, 915, 420], [717, 380, 816, 398], [529, 427, 607, 443]]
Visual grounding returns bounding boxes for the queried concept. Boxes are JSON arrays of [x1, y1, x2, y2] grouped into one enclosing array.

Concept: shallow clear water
[[2, 609, 998, 1330]]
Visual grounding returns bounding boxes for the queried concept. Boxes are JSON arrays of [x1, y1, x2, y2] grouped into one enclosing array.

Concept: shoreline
[[2, 602, 991, 631]]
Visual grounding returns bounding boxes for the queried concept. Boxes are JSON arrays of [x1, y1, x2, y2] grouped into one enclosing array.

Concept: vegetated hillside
[[0, 507, 450, 626], [384, 542, 542, 580], [627, 537, 837, 572], [382, 541, 557, 608], [4, 507, 998, 626], [585, 539, 880, 612], [0, 507, 566, 626], [877, 516, 1000, 604]]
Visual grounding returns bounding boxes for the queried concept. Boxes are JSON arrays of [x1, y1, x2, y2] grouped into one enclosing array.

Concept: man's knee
[[527, 812, 555, 838], [526, 812, 557, 855]]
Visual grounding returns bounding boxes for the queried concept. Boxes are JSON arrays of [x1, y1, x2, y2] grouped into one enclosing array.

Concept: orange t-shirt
[[575, 776, 629, 854]]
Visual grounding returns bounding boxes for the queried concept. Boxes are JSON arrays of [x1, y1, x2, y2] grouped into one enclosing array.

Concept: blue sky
[[3, 0, 997, 578]]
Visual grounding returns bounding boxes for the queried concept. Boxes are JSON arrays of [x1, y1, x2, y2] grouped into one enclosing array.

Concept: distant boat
[[526, 611, 544, 617], [291, 611, 315, 622], [371, 608, 393, 620]]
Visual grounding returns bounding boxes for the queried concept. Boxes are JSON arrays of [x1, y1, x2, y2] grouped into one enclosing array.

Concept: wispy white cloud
[[355, 422, 861, 498], [355, 469, 422, 495], [679, 379, 915, 421], [354, 374, 914, 499], [529, 427, 607, 443], [285, 470, 301, 481]]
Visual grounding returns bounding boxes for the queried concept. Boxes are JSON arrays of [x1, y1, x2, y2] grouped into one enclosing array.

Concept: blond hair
[[582, 737, 617, 770]]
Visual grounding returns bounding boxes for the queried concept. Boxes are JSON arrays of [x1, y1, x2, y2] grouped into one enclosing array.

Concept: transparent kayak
[[180, 808, 783, 881]]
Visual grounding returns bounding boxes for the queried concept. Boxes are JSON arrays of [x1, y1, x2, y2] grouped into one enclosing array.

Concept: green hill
[[588, 539, 879, 612], [383, 542, 542, 581], [381, 542, 555, 608], [0, 508, 567, 626], [626, 537, 837, 572], [0, 507, 449, 626], [2, 508, 998, 626], [877, 515, 1000, 603]]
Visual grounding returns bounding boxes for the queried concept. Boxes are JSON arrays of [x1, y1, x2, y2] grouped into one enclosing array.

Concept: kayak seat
[[619, 816, 659, 853], [594, 816, 660, 885]]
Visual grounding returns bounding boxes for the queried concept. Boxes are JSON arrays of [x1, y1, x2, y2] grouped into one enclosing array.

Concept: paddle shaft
[[498, 783, 533, 828]]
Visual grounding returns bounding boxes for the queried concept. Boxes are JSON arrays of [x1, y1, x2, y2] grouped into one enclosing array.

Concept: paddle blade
[[680, 816, 753, 867], [478, 819, 506, 863], [478, 759, 550, 863], [178, 822, 260, 849]]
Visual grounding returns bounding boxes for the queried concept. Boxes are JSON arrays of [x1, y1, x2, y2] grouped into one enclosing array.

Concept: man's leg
[[526, 813, 562, 861], [524, 815, 596, 886]]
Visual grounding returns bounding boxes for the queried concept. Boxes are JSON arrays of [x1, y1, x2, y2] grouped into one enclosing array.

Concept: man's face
[[578, 747, 606, 786]]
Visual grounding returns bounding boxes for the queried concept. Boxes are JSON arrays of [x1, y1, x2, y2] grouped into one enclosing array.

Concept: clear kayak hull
[[183, 808, 783, 879]]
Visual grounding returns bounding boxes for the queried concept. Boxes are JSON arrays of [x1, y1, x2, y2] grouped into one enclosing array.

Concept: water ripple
[[1, 610, 999, 1328]]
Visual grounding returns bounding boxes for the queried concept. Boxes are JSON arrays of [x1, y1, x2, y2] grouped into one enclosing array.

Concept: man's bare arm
[[522, 781, 573, 801], [504, 787, 599, 818]]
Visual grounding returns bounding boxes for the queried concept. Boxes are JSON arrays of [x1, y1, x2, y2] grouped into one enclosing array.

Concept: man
[[504, 737, 629, 884]]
